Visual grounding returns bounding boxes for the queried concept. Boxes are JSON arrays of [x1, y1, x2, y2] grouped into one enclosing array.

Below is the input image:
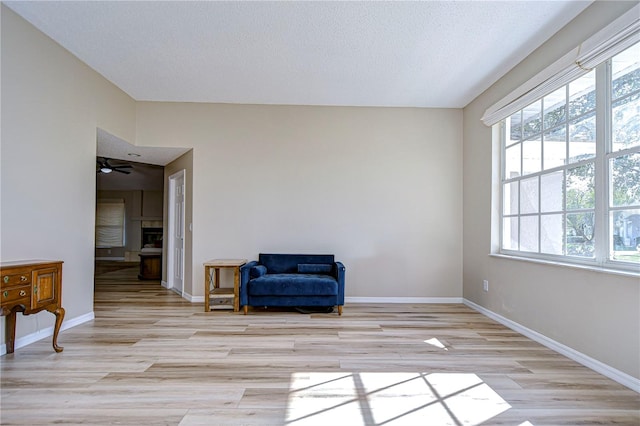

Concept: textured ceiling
[[4, 0, 592, 109]]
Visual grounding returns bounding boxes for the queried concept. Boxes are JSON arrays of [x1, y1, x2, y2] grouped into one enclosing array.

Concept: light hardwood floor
[[1, 264, 638, 425]]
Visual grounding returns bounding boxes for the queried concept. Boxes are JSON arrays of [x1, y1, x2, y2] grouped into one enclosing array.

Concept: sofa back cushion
[[259, 253, 335, 274], [297, 263, 333, 274]]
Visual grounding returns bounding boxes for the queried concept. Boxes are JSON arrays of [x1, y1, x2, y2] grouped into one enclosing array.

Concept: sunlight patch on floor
[[285, 372, 511, 425], [424, 337, 449, 350]]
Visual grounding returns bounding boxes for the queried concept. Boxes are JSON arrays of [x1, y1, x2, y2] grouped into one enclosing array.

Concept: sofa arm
[[334, 261, 346, 305], [240, 260, 259, 305]]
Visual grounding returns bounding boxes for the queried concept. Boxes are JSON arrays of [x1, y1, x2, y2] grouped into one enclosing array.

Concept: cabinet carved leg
[[5, 309, 18, 354], [51, 306, 65, 353]]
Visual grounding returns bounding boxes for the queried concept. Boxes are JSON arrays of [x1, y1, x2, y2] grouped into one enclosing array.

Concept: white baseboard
[[346, 297, 463, 304], [95, 257, 126, 261], [183, 296, 462, 304], [0, 311, 95, 356], [463, 298, 640, 393], [183, 292, 204, 303], [183, 296, 461, 305], [162, 283, 201, 302]]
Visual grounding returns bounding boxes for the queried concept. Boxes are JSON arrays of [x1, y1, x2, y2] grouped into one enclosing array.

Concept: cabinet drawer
[[1, 284, 31, 306], [2, 272, 31, 286]]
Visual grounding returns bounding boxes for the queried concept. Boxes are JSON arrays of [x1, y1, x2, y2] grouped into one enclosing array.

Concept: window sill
[[489, 253, 640, 278]]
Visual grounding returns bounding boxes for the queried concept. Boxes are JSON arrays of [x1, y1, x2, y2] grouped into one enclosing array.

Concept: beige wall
[[0, 6, 136, 343], [137, 103, 463, 299], [163, 150, 194, 296], [463, 1, 640, 379]]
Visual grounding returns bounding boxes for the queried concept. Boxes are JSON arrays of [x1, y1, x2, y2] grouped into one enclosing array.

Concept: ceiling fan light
[[100, 167, 113, 173]]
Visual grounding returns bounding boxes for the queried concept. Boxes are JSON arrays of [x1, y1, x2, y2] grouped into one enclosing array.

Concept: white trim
[[183, 292, 204, 303], [490, 253, 640, 278], [482, 4, 640, 126], [163, 285, 200, 303], [184, 296, 463, 304], [95, 256, 125, 261], [0, 311, 95, 356], [167, 169, 186, 296], [346, 297, 463, 304], [463, 298, 640, 393]]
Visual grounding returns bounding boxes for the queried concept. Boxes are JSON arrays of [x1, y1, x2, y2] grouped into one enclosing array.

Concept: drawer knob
[[3, 276, 8, 284], [3, 291, 7, 298], [19, 290, 27, 297], [20, 276, 27, 282]]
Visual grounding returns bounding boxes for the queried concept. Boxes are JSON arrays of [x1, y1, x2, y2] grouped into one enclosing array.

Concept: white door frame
[[167, 169, 185, 296]]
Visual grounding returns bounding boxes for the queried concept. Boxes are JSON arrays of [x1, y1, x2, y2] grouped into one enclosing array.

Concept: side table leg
[[204, 266, 210, 312], [233, 267, 240, 312], [52, 306, 65, 353]]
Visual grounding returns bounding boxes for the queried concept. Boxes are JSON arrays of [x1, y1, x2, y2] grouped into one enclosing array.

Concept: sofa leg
[[338, 305, 343, 316], [243, 305, 248, 315]]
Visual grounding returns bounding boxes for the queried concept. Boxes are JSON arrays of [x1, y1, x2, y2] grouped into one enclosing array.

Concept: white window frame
[[497, 47, 640, 274], [485, 5, 640, 275], [606, 50, 640, 266]]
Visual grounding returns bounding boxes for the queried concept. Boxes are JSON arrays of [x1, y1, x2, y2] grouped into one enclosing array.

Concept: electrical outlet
[[483, 280, 489, 292]]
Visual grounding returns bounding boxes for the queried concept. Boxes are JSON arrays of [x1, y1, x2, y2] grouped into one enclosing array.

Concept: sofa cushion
[[248, 274, 338, 296], [259, 254, 335, 274], [298, 263, 333, 274], [250, 265, 267, 278]]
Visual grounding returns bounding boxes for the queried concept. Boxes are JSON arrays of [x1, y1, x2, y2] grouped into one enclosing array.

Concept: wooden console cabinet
[[0, 260, 65, 354], [138, 253, 162, 280]]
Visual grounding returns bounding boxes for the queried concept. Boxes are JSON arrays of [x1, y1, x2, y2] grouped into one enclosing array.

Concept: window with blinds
[[95, 199, 126, 248]]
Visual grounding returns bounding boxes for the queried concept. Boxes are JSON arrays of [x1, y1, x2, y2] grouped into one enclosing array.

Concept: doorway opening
[[94, 128, 191, 301]]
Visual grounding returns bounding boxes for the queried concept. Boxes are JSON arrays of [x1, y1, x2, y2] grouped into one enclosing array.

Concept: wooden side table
[[203, 259, 246, 312]]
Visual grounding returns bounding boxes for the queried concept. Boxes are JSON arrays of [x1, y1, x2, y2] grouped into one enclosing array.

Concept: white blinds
[[96, 199, 125, 247], [482, 4, 640, 127]]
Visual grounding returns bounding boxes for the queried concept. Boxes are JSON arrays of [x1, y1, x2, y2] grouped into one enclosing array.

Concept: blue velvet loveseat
[[239, 254, 345, 315]]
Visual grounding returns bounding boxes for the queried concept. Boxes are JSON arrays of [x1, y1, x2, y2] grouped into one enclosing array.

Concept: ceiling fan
[[97, 157, 133, 174]]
